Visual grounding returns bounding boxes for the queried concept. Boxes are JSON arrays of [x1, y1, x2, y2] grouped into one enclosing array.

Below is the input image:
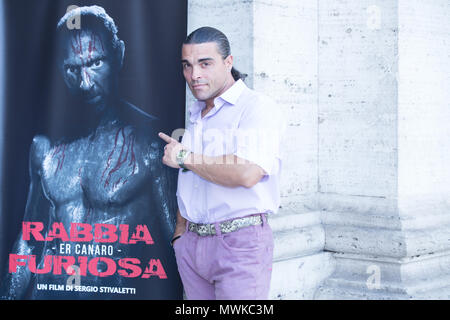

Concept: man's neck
[[201, 76, 236, 118], [201, 103, 214, 118]]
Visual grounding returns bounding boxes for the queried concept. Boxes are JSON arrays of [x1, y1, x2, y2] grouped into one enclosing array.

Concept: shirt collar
[[189, 79, 246, 122], [219, 79, 246, 105]]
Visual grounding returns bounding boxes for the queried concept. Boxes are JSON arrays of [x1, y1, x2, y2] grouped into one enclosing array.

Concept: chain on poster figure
[[0, 5, 181, 299]]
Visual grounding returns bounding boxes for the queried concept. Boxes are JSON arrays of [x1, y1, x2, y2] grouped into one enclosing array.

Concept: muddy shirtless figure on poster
[[0, 6, 181, 299]]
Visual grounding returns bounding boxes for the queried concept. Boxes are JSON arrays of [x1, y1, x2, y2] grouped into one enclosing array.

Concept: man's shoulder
[[110, 101, 166, 158], [238, 86, 278, 114], [29, 135, 51, 172], [237, 87, 286, 132]]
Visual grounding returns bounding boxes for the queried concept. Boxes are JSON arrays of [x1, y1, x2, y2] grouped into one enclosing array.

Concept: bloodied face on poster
[[0, 5, 182, 299]]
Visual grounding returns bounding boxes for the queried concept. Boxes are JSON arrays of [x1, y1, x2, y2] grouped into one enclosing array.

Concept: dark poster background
[[0, 0, 186, 299]]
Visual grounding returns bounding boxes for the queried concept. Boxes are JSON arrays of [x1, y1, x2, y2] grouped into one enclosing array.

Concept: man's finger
[[158, 132, 175, 144]]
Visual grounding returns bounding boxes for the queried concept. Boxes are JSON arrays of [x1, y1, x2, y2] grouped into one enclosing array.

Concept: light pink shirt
[[176, 79, 286, 224]]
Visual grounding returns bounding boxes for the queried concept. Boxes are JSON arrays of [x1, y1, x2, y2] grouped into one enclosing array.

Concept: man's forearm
[[183, 153, 264, 188], [158, 132, 264, 188]]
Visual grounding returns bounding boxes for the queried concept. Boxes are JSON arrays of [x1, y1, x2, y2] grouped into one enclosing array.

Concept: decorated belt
[[188, 214, 264, 236]]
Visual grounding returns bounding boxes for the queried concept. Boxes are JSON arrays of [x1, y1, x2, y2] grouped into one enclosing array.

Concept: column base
[[315, 251, 450, 299]]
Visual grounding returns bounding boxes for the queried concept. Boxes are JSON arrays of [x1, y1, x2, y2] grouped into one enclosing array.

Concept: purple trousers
[[173, 214, 274, 300]]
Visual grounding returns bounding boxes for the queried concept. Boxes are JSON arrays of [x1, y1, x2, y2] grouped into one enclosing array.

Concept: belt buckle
[[207, 223, 215, 236], [195, 223, 214, 236]]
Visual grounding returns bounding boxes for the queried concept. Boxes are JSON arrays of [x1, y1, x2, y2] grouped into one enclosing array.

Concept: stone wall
[[186, 0, 450, 299], [317, 0, 450, 299]]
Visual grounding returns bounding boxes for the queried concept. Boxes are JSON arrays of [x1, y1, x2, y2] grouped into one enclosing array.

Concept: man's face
[[60, 29, 117, 108], [181, 42, 233, 103]]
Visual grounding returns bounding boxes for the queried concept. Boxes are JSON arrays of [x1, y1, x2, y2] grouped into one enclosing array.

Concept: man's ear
[[117, 40, 125, 69], [225, 55, 233, 71]]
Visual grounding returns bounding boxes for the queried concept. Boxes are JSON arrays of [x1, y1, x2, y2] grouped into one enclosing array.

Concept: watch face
[[177, 149, 187, 164], [177, 149, 190, 172], [177, 150, 185, 160]]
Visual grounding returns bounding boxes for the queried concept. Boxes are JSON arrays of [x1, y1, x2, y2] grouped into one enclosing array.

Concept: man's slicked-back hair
[[184, 27, 247, 81]]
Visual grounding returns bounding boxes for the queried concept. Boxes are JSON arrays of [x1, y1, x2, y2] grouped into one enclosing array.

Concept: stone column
[[187, 0, 334, 299], [316, 0, 450, 299]]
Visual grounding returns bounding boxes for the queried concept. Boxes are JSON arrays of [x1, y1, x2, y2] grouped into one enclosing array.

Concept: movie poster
[[0, 0, 186, 299]]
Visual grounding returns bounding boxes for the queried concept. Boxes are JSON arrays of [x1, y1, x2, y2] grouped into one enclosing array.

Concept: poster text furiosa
[[8, 222, 167, 279]]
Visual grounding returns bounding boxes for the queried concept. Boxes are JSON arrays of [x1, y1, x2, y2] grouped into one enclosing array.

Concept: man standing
[[159, 27, 285, 300]]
